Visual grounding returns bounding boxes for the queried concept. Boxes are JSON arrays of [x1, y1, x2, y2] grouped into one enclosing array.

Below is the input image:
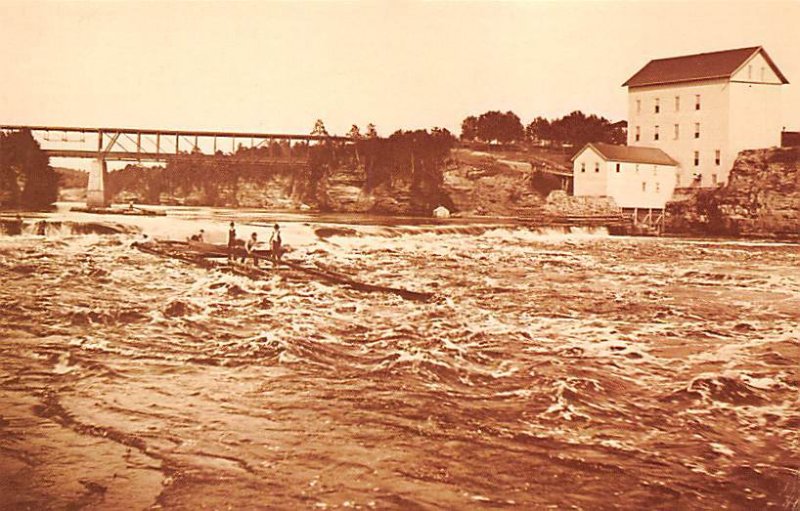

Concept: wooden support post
[[156, 133, 161, 154], [176, 134, 179, 154], [137, 132, 142, 154], [213, 135, 217, 154], [194, 135, 198, 152]]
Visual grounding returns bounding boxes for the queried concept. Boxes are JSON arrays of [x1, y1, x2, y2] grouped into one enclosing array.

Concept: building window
[[674, 124, 679, 140], [712, 174, 718, 185], [675, 96, 680, 111], [642, 181, 647, 192], [676, 174, 681, 187], [635, 126, 640, 142], [694, 123, 700, 139], [595, 162, 600, 173], [616, 163, 621, 173], [655, 98, 660, 113], [581, 162, 586, 173], [695, 95, 701, 110], [656, 182, 661, 193], [652, 165, 657, 175], [761, 67, 766, 81], [694, 151, 699, 166], [715, 150, 721, 166], [654, 125, 659, 141], [635, 164, 640, 173], [636, 99, 641, 114]]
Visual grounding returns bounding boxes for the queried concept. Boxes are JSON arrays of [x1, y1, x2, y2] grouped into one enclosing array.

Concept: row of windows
[[579, 149, 721, 173], [636, 95, 701, 114], [677, 173, 719, 187], [634, 123, 701, 141], [580, 162, 670, 173], [640, 181, 661, 193], [693, 150, 722, 166]]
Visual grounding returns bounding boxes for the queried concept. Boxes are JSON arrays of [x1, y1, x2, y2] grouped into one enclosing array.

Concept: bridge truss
[[0, 125, 350, 164]]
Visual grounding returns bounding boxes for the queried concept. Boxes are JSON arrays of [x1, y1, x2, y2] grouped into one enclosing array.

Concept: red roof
[[623, 46, 789, 88], [572, 143, 678, 166]]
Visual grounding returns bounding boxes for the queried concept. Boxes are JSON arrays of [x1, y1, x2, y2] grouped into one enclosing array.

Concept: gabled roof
[[572, 143, 678, 166], [623, 46, 789, 88]]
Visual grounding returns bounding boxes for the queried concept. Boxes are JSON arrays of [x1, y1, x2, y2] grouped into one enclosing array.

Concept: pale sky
[[2, 0, 799, 137]]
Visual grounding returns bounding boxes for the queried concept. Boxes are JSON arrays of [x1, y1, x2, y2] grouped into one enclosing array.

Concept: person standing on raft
[[227, 222, 237, 261], [269, 223, 282, 265], [245, 232, 259, 267]]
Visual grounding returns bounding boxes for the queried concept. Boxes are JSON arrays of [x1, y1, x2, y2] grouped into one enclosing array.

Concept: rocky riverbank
[[665, 147, 800, 238], [101, 148, 575, 217]]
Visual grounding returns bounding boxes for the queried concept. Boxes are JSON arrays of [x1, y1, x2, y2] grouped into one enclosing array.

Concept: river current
[[0, 205, 798, 510]]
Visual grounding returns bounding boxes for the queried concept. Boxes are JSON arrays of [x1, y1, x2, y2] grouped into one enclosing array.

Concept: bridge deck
[[1, 125, 350, 142], [44, 149, 308, 164]]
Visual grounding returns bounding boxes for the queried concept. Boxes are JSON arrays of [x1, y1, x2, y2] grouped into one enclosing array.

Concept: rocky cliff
[[102, 147, 575, 217], [438, 148, 572, 217], [315, 149, 547, 216], [665, 147, 800, 238]]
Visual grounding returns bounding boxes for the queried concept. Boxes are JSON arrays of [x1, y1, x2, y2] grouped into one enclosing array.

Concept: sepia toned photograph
[[1, 1, 798, 509]]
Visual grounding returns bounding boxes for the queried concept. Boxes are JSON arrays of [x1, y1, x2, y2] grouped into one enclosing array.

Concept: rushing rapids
[[0, 207, 798, 510]]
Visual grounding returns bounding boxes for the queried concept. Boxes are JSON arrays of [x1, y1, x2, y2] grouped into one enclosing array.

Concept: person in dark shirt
[[245, 232, 259, 267], [269, 223, 282, 265], [227, 222, 237, 261]]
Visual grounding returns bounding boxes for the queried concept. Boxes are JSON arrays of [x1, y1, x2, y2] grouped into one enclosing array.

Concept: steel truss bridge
[[0, 125, 351, 207], [0, 125, 350, 164]]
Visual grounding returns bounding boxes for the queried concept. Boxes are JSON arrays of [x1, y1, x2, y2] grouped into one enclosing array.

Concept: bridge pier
[[86, 158, 109, 208]]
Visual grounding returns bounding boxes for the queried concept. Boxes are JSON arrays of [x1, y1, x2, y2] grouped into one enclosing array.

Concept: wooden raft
[[133, 241, 434, 302]]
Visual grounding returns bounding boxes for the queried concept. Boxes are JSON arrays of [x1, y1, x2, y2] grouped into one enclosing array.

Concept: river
[[0, 204, 798, 510]]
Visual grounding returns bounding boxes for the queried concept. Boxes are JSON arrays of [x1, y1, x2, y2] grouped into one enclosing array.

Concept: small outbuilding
[[432, 205, 451, 218], [572, 142, 678, 209]]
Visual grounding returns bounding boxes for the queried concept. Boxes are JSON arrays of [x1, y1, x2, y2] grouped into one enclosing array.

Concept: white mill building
[[573, 46, 789, 213]]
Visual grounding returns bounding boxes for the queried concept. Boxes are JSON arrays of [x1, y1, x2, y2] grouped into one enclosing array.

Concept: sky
[[1, 0, 799, 138]]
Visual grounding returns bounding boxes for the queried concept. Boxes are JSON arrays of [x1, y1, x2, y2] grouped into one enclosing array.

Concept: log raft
[[133, 241, 434, 302]]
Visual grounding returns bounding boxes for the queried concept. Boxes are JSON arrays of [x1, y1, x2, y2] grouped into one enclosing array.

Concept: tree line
[[0, 129, 59, 209], [0, 112, 618, 211], [460, 110, 626, 147], [108, 120, 457, 212]]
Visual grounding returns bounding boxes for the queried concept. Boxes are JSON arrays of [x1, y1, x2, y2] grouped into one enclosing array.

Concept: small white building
[[624, 46, 788, 188], [432, 205, 451, 218], [572, 142, 678, 209]]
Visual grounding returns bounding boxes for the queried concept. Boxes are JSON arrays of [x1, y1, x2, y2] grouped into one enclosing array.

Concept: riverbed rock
[[440, 149, 569, 217], [665, 147, 800, 237], [542, 190, 621, 216]]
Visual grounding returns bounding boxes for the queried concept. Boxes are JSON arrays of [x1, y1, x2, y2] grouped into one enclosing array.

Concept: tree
[[474, 110, 524, 144], [365, 123, 378, 139], [310, 119, 329, 137], [526, 117, 552, 142], [0, 129, 59, 209], [347, 124, 362, 140], [547, 110, 618, 147], [460, 116, 479, 140], [348, 125, 363, 164]]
